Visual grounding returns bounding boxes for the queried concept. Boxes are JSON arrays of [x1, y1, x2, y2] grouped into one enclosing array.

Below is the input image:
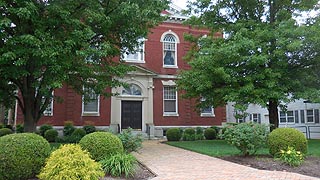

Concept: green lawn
[[166, 139, 320, 157]]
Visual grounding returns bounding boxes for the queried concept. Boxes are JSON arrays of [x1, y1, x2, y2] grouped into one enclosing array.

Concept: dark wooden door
[[121, 101, 142, 130]]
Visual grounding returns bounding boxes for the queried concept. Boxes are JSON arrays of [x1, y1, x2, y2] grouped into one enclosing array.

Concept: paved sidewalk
[[133, 140, 318, 180]]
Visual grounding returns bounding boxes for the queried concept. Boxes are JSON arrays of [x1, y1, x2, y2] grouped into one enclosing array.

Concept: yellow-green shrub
[[38, 144, 104, 180], [79, 132, 124, 161], [0, 133, 51, 180], [268, 128, 307, 157]]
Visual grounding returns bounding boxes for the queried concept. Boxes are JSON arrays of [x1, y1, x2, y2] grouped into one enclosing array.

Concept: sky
[[172, 0, 188, 9]]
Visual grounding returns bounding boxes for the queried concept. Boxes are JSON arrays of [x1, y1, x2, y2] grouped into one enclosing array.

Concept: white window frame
[[43, 97, 53, 116], [306, 109, 315, 123], [82, 87, 100, 116], [161, 31, 179, 68], [200, 97, 215, 117], [279, 110, 295, 124], [163, 86, 178, 116], [123, 39, 145, 63]]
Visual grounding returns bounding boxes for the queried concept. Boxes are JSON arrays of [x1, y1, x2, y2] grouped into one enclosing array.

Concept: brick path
[[133, 140, 319, 180]]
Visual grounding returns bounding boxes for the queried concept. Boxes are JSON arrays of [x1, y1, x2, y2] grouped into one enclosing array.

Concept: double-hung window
[[163, 86, 178, 116], [306, 109, 315, 123], [249, 113, 261, 123], [162, 34, 178, 67], [123, 39, 145, 63], [82, 87, 100, 115], [200, 97, 214, 117], [279, 110, 295, 123]]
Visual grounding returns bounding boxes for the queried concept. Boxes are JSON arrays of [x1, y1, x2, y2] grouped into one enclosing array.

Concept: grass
[[166, 139, 320, 157]]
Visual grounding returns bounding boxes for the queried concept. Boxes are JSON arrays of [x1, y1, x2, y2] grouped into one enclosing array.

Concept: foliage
[[277, 146, 304, 167], [0, 127, 13, 137], [0, 133, 51, 180], [38, 144, 104, 180], [100, 153, 137, 178], [195, 127, 204, 140], [69, 128, 87, 143], [166, 128, 182, 141], [44, 129, 58, 142], [39, 124, 53, 137], [182, 128, 196, 141], [0, 0, 169, 132], [178, 0, 320, 129], [63, 122, 76, 136], [16, 124, 24, 133], [268, 128, 307, 156], [79, 132, 124, 161], [83, 125, 96, 134], [221, 123, 269, 156], [204, 128, 217, 140], [118, 128, 143, 153]]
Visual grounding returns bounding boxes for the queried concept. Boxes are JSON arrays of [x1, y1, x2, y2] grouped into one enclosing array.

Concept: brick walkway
[[133, 140, 318, 180]]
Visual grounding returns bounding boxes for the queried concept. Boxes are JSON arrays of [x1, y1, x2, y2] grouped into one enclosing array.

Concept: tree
[[178, 0, 320, 129], [0, 0, 169, 132]]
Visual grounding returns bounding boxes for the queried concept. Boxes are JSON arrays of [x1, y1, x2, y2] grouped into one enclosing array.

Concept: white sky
[[172, 0, 188, 9]]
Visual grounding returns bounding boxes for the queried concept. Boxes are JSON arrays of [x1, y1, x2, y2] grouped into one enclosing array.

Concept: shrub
[[210, 126, 221, 134], [44, 129, 58, 142], [0, 128, 13, 137], [118, 128, 143, 153], [79, 132, 124, 161], [16, 124, 24, 133], [39, 124, 53, 137], [268, 128, 307, 157], [70, 128, 87, 143], [166, 128, 182, 141], [221, 122, 269, 156], [100, 153, 137, 178], [182, 128, 196, 141], [277, 146, 304, 167], [195, 127, 204, 140], [204, 128, 216, 140], [0, 124, 3, 129], [83, 125, 96, 134], [63, 122, 76, 136], [0, 133, 51, 180], [38, 144, 104, 180]]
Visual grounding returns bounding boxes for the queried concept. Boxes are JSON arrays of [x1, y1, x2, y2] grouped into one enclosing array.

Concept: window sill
[[163, 65, 178, 69], [124, 60, 145, 63], [82, 113, 100, 117], [201, 113, 215, 117], [163, 113, 179, 117]]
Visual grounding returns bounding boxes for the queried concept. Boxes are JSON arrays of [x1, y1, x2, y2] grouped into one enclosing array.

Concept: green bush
[[0, 133, 51, 180], [79, 132, 124, 161], [83, 125, 96, 134], [0, 124, 3, 129], [100, 153, 137, 178], [118, 128, 143, 153], [38, 144, 104, 180], [166, 128, 182, 141], [210, 126, 221, 134], [63, 122, 76, 136], [16, 124, 24, 133], [268, 128, 307, 157], [0, 128, 13, 137], [44, 129, 58, 142], [39, 124, 53, 137], [222, 122, 269, 156], [204, 128, 217, 140], [195, 127, 204, 140], [182, 128, 196, 141], [277, 146, 304, 167], [70, 128, 87, 143]]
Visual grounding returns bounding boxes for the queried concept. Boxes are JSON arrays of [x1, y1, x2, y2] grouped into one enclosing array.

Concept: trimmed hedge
[[182, 128, 196, 141], [166, 128, 182, 141], [204, 128, 216, 140], [38, 144, 104, 180], [0, 128, 13, 137], [0, 133, 51, 180], [39, 124, 53, 137], [268, 128, 307, 157], [44, 129, 58, 142], [79, 132, 123, 161]]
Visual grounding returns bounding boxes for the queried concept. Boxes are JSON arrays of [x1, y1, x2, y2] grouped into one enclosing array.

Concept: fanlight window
[[122, 84, 142, 96]]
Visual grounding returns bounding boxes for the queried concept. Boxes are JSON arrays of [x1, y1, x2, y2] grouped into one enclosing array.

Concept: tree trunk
[[267, 99, 279, 131], [0, 103, 5, 124], [23, 109, 37, 132]]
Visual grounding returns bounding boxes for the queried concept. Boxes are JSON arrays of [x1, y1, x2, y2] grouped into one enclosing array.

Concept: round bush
[[204, 128, 217, 140], [38, 144, 104, 180], [182, 128, 196, 141], [63, 122, 75, 136], [72, 128, 86, 137], [44, 129, 58, 142], [268, 128, 307, 157], [83, 125, 96, 134], [39, 124, 53, 137], [79, 132, 124, 161], [166, 128, 182, 141], [0, 133, 51, 180], [0, 128, 13, 137]]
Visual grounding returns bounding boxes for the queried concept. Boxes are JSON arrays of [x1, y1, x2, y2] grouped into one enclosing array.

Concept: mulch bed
[[219, 155, 320, 178]]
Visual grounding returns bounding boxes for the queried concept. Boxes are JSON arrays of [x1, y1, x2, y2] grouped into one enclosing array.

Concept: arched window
[[122, 84, 142, 96], [162, 33, 178, 67]]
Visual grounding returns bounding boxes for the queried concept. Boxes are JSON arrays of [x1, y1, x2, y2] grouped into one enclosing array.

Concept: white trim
[[43, 91, 54, 116], [123, 40, 145, 63], [306, 109, 315, 123], [161, 80, 176, 86], [161, 31, 179, 68], [82, 87, 100, 116], [163, 86, 178, 116]]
